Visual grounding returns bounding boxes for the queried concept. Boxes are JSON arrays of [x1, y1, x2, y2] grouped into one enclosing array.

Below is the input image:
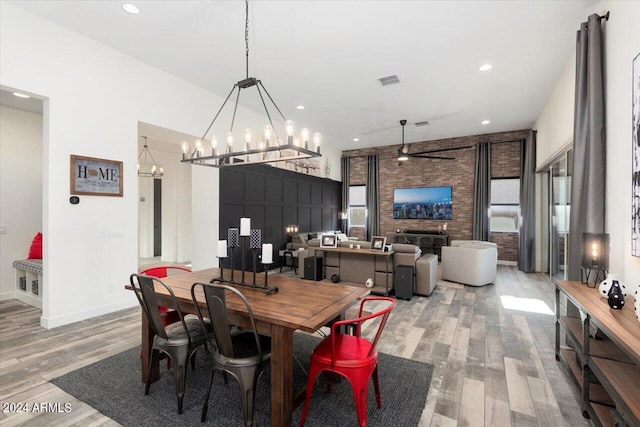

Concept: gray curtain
[[341, 156, 350, 233], [518, 131, 536, 272], [568, 14, 606, 281], [366, 154, 379, 240], [472, 142, 491, 241]]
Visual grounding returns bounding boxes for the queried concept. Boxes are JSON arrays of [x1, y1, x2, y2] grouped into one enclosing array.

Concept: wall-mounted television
[[393, 186, 452, 220]]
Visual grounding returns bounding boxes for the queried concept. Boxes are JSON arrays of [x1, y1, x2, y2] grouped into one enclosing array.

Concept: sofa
[[441, 240, 498, 286], [299, 240, 438, 296]]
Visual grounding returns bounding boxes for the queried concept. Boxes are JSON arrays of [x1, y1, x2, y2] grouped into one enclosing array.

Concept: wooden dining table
[[129, 267, 367, 426]]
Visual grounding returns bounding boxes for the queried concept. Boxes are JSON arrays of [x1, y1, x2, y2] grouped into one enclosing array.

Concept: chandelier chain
[[245, 0, 249, 79]]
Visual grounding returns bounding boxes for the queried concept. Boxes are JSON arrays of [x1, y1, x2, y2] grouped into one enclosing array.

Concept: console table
[[393, 231, 448, 260], [319, 247, 394, 296], [554, 279, 640, 426]]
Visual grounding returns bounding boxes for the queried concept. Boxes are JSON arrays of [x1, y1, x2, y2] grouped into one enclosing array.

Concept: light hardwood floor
[[0, 266, 591, 426]]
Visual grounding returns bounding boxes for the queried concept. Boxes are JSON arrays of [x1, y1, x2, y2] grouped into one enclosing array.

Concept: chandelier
[[181, 0, 321, 168], [138, 136, 164, 178]]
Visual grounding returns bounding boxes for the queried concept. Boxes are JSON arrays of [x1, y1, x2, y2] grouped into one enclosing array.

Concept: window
[[490, 178, 520, 232], [348, 185, 366, 227]]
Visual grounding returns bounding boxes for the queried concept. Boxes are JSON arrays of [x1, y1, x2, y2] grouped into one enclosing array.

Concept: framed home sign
[[70, 155, 123, 196]]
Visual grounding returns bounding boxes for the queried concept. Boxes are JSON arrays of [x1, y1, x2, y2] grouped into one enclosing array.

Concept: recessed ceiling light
[[479, 64, 492, 72], [296, 105, 305, 110], [122, 3, 140, 14], [481, 120, 491, 125], [353, 138, 359, 142], [13, 92, 30, 98]]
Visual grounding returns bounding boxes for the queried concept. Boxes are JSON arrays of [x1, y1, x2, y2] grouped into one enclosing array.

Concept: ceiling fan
[[396, 119, 458, 165]]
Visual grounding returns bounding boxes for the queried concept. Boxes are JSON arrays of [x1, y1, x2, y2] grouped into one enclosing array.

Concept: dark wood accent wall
[[220, 165, 342, 269]]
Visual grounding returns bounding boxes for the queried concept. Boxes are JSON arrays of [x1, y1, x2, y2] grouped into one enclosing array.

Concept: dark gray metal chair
[[130, 273, 211, 414], [191, 281, 271, 427]]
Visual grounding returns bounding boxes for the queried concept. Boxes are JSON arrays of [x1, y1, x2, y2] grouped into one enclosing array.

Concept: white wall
[[534, 1, 640, 294], [0, 106, 43, 300]]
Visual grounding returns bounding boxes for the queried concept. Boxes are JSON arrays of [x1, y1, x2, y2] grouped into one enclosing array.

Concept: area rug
[[52, 333, 432, 426]]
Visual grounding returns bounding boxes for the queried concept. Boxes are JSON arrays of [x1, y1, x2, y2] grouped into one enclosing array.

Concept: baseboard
[[498, 260, 517, 266], [0, 290, 16, 301], [40, 297, 138, 329]]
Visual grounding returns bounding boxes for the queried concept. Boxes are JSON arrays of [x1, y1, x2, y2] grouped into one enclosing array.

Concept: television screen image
[[393, 186, 452, 220]]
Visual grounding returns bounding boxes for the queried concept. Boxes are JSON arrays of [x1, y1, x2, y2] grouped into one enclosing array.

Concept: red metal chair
[[138, 265, 192, 368], [300, 296, 396, 427]]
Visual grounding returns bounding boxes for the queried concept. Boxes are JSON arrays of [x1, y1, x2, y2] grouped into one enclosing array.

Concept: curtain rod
[[342, 138, 526, 159], [598, 11, 610, 21]]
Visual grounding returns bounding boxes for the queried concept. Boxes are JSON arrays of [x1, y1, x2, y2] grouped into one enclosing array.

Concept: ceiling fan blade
[[411, 153, 455, 160], [410, 145, 473, 156]]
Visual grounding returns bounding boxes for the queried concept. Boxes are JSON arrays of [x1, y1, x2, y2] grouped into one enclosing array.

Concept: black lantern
[[580, 233, 609, 287]]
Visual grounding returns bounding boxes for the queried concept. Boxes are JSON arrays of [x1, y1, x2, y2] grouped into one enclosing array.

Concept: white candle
[[217, 240, 227, 258], [262, 243, 273, 264], [240, 218, 251, 236]]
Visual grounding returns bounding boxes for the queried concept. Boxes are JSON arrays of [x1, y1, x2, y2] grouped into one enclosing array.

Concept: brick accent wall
[[343, 130, 528, 262], [491, 232, 518, 262]]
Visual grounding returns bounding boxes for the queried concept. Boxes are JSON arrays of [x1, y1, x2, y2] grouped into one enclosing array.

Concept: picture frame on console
[[320, 234, 337, 248], [371, 236, 386, 251]]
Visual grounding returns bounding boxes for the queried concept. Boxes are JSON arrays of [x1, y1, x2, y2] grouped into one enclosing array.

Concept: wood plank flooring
[[0, 266, 592, 426]]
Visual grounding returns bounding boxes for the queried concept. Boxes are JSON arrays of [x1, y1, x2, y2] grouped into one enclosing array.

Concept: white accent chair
[[441, 240, 498, 286]]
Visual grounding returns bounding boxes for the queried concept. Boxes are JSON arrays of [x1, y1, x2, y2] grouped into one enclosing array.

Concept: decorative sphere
[[599, 275, 627, 298], [365, 278, 374, 288]]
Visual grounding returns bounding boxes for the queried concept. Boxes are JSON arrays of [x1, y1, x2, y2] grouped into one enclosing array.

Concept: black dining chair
[[130, 273, 211, 414], [191, 281, 271, 427]]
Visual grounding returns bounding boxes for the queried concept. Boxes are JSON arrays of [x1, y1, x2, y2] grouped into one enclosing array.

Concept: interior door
[[153, 178, 162, 257]]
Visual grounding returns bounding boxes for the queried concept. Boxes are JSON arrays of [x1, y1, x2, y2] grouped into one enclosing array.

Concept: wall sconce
[[580, 233, 609, 287]]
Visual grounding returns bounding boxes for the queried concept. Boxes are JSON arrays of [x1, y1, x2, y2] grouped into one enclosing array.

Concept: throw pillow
[[307, 233, 317, 241], [28, 232, 43, 259]]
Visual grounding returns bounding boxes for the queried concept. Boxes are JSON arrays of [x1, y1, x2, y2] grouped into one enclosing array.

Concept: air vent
[[414, 120, 430, 127], [378, 75, 400, 86]]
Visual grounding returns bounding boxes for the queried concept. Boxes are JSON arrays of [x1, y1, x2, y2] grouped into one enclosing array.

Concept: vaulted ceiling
[[8, 0, 597, 150]]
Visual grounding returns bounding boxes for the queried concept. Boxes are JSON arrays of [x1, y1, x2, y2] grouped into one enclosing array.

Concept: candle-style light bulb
[[151, 165, 157, 174], [211, 134, 218, 156], [285, 120, 295, 145], [244, 128, 252, 161], [226, 132, 234, 154], [137, 162, 140, 171], [159, 166, 164, 174], [264, 124, 272, 147], [301, 128, 310, 149], [195, 139, 203, 157], [313, 132, 322, 154], [181, 141, 188, 159]]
